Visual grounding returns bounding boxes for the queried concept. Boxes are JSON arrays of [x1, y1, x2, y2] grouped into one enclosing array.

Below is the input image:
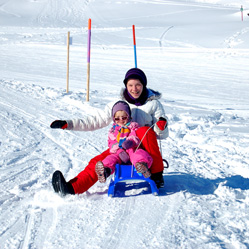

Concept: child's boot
[[135, 162, 151, 178], [95, 161, 111, 183]]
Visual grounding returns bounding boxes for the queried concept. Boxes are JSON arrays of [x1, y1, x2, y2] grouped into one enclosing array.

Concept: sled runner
[[108, 164, 159, 197]]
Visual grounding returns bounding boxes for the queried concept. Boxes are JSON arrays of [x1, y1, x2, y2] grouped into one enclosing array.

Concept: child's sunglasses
[[114, 116, 128, 121]]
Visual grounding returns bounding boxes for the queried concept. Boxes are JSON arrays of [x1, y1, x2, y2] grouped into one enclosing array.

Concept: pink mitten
[[119, 151, 130, 163], [122, 140, 135, 150]]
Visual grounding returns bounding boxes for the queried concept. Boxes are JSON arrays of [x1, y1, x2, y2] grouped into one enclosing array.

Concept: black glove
[[159, 117, 166, 121], [50, 120, 68, 129]]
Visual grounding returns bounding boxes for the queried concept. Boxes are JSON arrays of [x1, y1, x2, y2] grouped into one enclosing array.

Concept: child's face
[[114, 111, 129, 126]]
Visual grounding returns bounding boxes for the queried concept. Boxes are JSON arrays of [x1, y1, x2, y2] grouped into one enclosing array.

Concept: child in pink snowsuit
[[95, 100, 153, 183]]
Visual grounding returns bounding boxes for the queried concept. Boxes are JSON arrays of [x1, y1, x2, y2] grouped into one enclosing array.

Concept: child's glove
[[119, 151, 130, 163], [50, 120, 68, 129], [156, 117, 167, 131], [122, 140, 135, 150]]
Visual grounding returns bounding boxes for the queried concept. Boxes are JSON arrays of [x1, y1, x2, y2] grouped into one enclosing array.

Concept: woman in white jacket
[[51, 68, 169, 195]]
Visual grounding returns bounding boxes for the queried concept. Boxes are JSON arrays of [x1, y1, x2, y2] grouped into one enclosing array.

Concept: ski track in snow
[[1, 0, 249, 248], [1, 59, 249, 247], [36, 0, 91, 28]]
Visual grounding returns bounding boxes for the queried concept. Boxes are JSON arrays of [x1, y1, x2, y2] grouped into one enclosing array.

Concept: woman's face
[[126, 79, 143, 99]]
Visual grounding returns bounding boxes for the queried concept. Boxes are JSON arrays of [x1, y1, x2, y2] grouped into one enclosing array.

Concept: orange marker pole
[[132, 25, 137, 68]]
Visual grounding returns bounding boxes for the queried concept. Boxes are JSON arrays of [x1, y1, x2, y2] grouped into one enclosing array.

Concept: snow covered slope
[[0, 0, 249, 248]]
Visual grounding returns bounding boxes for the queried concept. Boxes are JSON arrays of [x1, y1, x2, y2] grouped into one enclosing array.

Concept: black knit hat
[[123, 68, 147, 87]]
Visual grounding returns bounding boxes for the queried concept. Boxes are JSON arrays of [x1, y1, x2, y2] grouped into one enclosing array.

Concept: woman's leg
[[136, 127, 164, 174], [69, 149, 110, 194]]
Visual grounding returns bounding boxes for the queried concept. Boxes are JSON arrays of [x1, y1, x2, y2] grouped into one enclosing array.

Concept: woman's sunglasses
[[114, 116, 128, 121]]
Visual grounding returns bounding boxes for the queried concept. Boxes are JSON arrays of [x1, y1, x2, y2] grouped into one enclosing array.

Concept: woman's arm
[[66, 102, 114, 131], [152, 100, 169, 139]]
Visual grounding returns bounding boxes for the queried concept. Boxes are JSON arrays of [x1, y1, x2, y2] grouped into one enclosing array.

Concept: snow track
[[36, 0, 91, 27], [1, 65, 249, 247]]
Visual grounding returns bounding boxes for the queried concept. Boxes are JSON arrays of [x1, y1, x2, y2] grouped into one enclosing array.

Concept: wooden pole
[[66, 31, 70, 93], [86, 18, 91, 101]]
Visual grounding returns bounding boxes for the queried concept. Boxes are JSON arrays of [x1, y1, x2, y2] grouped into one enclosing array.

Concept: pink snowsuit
[[102, 121, 153, 173]]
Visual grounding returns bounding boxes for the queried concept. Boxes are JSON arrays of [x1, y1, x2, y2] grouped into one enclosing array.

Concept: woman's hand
[[156, 117, 167, 131], [50, 120, 68, 129]]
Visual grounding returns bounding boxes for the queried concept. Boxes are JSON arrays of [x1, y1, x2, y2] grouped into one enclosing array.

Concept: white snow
[[1, 0, 249, 248]]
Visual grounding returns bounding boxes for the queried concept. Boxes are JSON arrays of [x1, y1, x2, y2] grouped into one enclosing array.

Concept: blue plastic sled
[[108, 164, 159, 197]]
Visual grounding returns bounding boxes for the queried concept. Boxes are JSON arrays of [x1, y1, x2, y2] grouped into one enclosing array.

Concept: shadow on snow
[[161, 173, 249, 196], [109, 173, 249, 198]]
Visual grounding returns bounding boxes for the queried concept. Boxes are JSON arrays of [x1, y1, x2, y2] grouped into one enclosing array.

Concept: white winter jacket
[[66, 88, 169, 139]]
